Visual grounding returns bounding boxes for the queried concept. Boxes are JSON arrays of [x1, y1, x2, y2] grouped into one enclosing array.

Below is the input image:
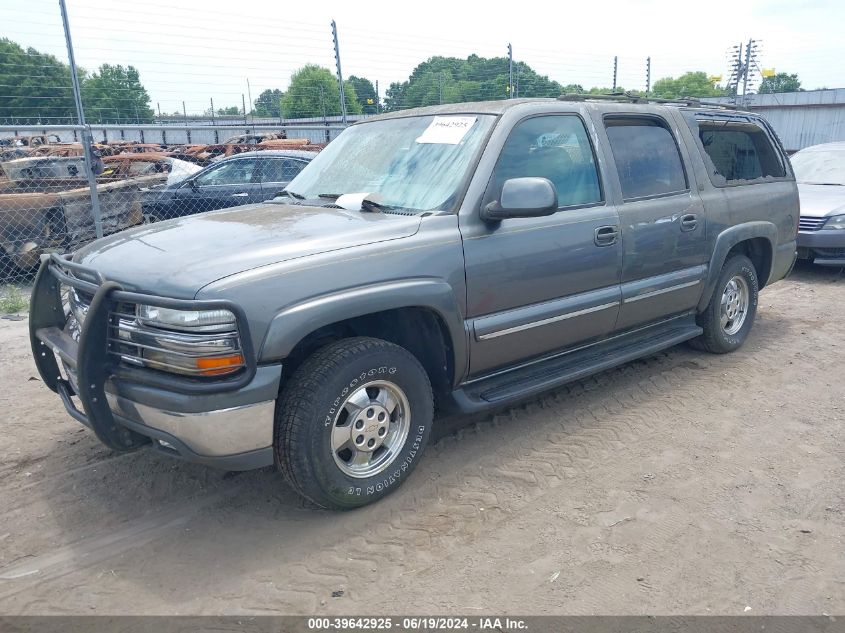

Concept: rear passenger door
[[598, 115, 707, 331]]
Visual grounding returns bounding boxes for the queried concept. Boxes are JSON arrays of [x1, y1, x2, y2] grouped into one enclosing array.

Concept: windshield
[[286, 114, 496, 212], [791, 148, 845, 185]]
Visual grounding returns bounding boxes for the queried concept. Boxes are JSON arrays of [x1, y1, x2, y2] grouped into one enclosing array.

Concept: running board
[[447, 316, 702, 414]]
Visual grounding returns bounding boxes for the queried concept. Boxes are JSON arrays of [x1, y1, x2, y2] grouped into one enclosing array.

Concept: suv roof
[[365, 95, 743, 123]]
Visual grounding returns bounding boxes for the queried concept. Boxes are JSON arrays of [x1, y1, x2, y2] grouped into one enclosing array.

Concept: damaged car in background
[[0, 155, 185, 272]]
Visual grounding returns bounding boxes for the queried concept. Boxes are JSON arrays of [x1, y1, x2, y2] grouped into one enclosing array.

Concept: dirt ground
[[0, 262, 843, 616]]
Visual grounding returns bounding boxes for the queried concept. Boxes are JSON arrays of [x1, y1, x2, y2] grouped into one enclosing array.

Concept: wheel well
[[726, 237, 773, 288], [281, 307, 455, 399]]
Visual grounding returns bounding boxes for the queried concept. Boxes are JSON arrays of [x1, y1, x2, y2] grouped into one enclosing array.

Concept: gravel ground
[[0, 262, 843, 615]]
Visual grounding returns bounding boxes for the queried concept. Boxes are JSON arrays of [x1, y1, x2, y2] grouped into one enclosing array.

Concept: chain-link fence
[[0, 123, 341, 285]]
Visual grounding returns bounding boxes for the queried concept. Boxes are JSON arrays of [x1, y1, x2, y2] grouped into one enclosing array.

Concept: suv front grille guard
[[29, 253, 257, 451]]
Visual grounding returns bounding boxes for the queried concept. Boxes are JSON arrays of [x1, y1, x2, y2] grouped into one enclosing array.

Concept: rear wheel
[[690, 254, 759, 354], [275, 337, 433, 510]]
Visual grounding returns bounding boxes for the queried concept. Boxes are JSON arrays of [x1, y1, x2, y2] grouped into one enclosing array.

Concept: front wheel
[[690, 254, 759, 354], [275, 337, 433, 509]]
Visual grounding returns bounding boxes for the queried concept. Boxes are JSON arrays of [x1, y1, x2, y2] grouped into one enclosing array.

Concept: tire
[[690, 254, 759, 354], [275, 337, 434, 510]]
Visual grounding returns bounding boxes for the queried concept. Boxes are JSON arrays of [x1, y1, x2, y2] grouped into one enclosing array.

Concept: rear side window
[[259, 158, 308, 183], [604, 118, 687, 200], [695, 120, 785, 183]]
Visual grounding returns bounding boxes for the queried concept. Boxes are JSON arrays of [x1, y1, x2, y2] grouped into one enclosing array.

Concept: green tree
[[81, 64, 154, 123], [383, 81, 408, 112], [0, 38, 75, 123], [348, 75, 378, 113], [759, 72, 802, 94], [253, 88, 283, 117], [281, 65, 362, 119], [651, 71, 725, 99], [382, 55, 562, 112], [216, 106, 241, 115]]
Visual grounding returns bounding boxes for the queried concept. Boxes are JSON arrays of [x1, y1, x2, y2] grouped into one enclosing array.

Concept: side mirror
[[481, 177, 558, 221], [185, 178, 199, 191]]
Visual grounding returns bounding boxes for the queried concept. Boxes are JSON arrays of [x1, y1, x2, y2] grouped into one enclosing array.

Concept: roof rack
[[557, 92, 740, 110]]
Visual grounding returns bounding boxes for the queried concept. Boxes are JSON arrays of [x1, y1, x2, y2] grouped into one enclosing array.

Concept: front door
[[598, 115, 708, 331], [462, 114, 623, 377]]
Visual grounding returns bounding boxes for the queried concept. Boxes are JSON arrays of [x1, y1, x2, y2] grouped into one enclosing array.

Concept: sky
[[2, 0, 844, 114]]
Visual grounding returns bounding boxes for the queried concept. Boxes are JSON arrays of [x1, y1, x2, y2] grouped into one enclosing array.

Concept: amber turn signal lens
[[196, 353, 245, 376]]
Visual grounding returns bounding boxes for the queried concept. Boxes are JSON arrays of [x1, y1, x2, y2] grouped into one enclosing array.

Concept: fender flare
[[698, 221, 777, 312], [259, 278, 468, 385]]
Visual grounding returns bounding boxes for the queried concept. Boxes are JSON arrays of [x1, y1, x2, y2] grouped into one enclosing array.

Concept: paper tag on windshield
[[415, 116, 477, 145]]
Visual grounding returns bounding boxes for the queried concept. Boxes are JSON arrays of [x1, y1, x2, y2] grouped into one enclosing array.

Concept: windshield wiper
[[317, 193, 341, 199], [277, 189, 304, 199]]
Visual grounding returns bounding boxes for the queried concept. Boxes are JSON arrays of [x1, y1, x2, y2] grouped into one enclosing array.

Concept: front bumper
[[797, 230, 845, 266], [29, 254, 279, 470]]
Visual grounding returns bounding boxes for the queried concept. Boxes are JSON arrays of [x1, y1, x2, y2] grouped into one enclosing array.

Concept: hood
[[798, 183, 845, 217], [74, 203, 422, 297]]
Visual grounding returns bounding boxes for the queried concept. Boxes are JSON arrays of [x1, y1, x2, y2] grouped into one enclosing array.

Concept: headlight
[[115, 304, 245, 377], [821, 214, 845, 230], [137, 304, 236, 332]]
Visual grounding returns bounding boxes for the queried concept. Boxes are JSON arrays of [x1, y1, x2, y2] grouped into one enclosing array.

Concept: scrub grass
[[0, 285, 29, 313]]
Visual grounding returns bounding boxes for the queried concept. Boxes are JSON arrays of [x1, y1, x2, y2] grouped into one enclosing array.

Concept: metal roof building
[[704, 89, 845, 153]]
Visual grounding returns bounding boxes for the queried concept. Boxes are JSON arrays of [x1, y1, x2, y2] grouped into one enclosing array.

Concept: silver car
[[793, 142, 845, 266]]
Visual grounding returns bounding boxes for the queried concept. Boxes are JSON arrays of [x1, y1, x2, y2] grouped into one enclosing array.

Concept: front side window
[[195, 159, 257, 186], [605, 117, 687, 200], [696, 120, 785, 183], [486, 115, 603, 208]]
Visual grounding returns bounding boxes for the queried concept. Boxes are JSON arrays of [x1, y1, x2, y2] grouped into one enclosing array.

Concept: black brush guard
[[29, 253, 257, 452]]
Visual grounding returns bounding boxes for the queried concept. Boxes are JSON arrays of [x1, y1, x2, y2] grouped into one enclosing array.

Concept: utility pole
[[612, 56, 618, 91], [439, 72, 444, 105], [375, 79, 379, 113], [741, 39, 760, 106], [157, 102, 162, 123], [728, 42, 744, 105], [59, 0, 103, 238], [331, 20, 348, 124], [646, 56, 651, 95], [242, 94, 247, 124], [508, 43, 514, 98], [210, 97, 215, 125]]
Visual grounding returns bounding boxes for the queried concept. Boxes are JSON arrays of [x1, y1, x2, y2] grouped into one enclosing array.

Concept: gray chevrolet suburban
[[30, 97, 798, 509]]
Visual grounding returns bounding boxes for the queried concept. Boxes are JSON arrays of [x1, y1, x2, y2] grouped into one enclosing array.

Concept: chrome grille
[[798, 216, 828, 232]]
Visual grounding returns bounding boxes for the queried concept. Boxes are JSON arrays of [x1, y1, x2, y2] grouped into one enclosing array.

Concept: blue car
[[141, 149, 317, 222]]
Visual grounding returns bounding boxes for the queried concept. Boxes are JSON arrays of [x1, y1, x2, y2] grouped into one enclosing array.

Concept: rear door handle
[[680, 214, 698, 232], [594, 225, 619, 246]]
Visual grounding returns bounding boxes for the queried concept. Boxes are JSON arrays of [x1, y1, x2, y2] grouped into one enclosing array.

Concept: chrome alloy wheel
[[720, 275, 750, 335], [330, 380, 411, 478]]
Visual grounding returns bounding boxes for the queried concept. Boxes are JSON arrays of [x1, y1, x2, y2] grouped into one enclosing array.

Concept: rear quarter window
[[687, 116, 786, 186]]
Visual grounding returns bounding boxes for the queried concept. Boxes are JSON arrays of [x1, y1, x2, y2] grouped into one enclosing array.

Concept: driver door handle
[[231, 192, 249, 198], [594, 225, 619, 246], [680, 214, 698, 232]]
